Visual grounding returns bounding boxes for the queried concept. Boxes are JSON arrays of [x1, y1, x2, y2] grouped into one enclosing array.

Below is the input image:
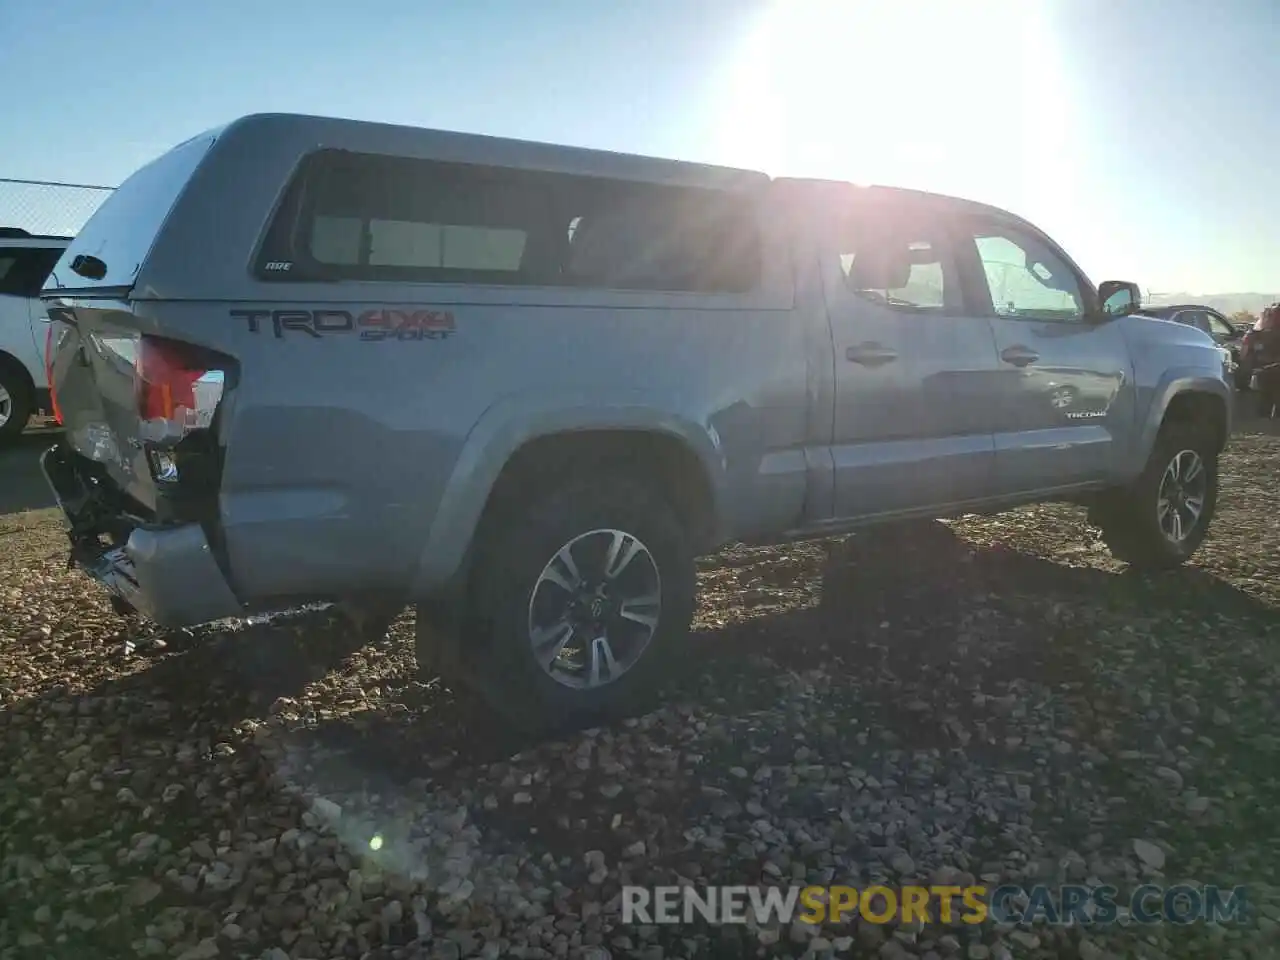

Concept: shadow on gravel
[[9, 521, 1272, 787], [191, 523, 1280, 780], [695, 520, 1275, 666], [5, 513, 1276, 958], [5, 609, 372, 734]]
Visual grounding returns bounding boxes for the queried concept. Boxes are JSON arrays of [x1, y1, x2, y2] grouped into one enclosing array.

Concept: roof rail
[[0, 227, 32, 238]]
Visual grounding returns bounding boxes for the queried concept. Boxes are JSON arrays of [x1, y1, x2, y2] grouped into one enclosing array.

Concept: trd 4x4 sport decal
[[231, 308, 455, 340]]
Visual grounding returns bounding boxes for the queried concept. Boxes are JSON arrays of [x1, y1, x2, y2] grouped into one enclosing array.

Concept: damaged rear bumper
[[39, 443, 242, 627]]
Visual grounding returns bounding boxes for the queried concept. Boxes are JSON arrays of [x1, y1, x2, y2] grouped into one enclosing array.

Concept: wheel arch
[[408, 394, 727, 600], [1162, 388, 1230, 452], [1133, 373, 1231, 475]]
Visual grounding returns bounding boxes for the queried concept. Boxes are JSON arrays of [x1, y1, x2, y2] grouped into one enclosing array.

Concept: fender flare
[[1134, 371, 1232, 469], [408, 389, 727, 596]]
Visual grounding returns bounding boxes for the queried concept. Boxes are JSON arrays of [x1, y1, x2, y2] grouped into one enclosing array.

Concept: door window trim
[[949, 214, 1096, 324], [1174, 310, 1206, 333], [1205, 311, 1235, 338]]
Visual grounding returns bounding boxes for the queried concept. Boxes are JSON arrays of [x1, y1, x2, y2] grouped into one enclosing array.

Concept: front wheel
[[1089, 422, 1218, 570], [451, 474, 697, 735]]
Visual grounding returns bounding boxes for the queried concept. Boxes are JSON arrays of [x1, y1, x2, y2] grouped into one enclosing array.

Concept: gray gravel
[[2, 424, 1279, 959]]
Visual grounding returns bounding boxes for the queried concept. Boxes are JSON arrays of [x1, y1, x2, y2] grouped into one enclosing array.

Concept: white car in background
[[0, 227, 68, 443]]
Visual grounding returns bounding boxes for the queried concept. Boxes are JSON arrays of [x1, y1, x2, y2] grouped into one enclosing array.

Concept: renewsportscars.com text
[[622, 884, 1249, 927]]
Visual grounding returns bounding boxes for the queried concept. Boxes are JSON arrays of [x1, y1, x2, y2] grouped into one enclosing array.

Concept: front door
[[823, 197, 1000, 518], [951, 214, 1135, 494]]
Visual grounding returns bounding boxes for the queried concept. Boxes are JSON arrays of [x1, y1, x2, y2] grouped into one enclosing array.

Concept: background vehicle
[[1135, 303, 1249, 388], [39, 114, 1233, 733], [0, 227, 68, 442], [1241, 305, 1280, 396], [1245, 304, 1280, 415]]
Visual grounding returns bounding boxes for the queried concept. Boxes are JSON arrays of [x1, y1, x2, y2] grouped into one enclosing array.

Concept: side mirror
[[1098, 280, 1141, 318]]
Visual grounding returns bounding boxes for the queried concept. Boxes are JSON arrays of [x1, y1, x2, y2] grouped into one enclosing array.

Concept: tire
[[1089, 420, 1218, 570], [0, 362, 33, 446], [442, 473, 697, 735]]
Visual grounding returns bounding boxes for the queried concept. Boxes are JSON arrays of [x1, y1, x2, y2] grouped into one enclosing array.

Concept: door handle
[[1000, 345, 1039, 367], [847, 342, 899, 367]]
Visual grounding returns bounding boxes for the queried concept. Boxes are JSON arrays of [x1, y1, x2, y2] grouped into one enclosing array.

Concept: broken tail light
[[135, 337, 229, 484], [136, 337, 225, 438], [44, 322, 62, 424]]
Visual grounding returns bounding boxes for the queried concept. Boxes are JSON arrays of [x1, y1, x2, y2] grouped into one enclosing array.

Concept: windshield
[[43, 131, 218, 292]]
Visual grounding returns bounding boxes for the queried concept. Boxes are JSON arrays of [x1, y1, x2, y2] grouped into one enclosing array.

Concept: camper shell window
[[256, 149, 761, 294]]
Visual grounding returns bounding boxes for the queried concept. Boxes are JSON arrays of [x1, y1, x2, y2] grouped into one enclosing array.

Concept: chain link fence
[[0, 178, 115, 238]]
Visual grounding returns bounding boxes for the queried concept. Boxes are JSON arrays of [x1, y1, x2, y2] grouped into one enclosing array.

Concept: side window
[[258, 149, 761, 293], [0, 247, 62, 297], [0, 254, 20, 294], [562, 181, 760, 293], [1175, 310, 1208, 332], [276, 150, 555, 285], [837, 214, 954, 312], [966, 224, 1086, 322], [1207, 313, 1235, 338]]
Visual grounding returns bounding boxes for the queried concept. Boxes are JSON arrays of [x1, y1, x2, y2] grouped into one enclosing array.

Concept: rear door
[[951, 213, 1135, 494], [823, 196, 1000, 517], [0, 242, 63, 381]]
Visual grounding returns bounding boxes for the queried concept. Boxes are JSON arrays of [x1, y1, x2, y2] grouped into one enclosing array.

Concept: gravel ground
[[3, 421, 1279, 960]]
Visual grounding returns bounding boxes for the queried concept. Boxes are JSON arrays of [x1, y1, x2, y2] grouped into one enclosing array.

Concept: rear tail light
[[138, 338, 202, 423], [135, 337, 228, 482], [136, 337, 225, 433]]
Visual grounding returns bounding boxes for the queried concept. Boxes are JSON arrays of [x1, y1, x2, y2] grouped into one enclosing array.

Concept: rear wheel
[[0, 362, 33, 445], [426, 474, 697, 735], [1089, 420, 1218, 570]]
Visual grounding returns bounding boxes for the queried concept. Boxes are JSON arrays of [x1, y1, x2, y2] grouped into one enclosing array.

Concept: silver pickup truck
[[40, 113, 1233, 733]]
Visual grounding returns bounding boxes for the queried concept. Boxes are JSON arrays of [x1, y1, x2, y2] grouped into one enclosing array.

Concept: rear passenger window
[[562, 182, 760, 293], [0, 247, 62, 297], [837, 214, 953, 312], [257, 149, 760, 293]]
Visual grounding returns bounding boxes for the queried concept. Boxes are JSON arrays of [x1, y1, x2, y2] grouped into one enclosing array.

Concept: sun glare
[[712, 0, 1072, 214]]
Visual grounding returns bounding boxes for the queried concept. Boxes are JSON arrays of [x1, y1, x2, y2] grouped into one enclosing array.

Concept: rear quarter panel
[[152, 293, 817, 603], [0, 294, 41, 382]]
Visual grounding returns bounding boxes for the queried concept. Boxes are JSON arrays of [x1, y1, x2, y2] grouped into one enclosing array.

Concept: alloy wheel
[[526, 528, 662, 690], [1157, 449, 1207, 544]]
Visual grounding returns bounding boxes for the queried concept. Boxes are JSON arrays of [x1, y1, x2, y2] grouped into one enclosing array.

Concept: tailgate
[[46, 299, 230, 517]]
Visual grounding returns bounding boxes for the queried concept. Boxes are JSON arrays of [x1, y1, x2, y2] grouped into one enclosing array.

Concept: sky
[[1, 0, 1277, 295]]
